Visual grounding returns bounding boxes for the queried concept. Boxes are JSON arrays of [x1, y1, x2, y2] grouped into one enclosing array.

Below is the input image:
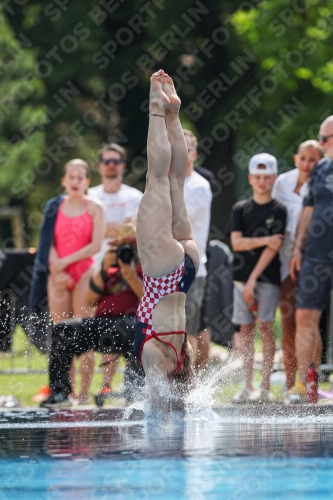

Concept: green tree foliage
[[5, 0, 249, 237], [230, 0, 333, 193], [0, 9, 46, 208], [3, 0, 333, 240]]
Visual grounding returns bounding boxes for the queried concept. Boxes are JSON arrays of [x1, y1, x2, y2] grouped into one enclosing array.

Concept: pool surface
[[1, 407, 333, 499]]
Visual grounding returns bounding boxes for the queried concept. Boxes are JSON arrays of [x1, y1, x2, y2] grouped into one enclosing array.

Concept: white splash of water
[[123, 354, 242, 424], [184, 354, 242, 419], [123, 400, 145, 421]]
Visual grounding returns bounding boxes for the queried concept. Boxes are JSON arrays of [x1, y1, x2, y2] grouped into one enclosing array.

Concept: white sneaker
[[232, 388, 253, 403], [248, 388, 275, 403]]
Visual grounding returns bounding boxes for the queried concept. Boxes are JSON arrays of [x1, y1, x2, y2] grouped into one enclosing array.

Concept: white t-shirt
[[272, 168, 308, 281], [184, 171, 212, 277], [88, 183, 142, 223], [88, 183, 142, 266]]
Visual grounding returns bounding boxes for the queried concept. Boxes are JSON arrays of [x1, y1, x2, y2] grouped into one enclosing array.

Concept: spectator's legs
[[314, 331, 322, 368], [295, 308, 322, 385], [69, 360, 77, 398], [50, 316, 138, 400], [77, 351, 95, 403], [101, 353, 119, 387], [239, 323, 256, 390], [94, 315, 136, 393], [50, 320, 94, 397], [184, 278, 205, 366], [48, 268, 97, 402], [47, 275, 72, 323], [231, 331, 242, 358], [279, 275, 297, 390], [47, 276, 74, 395], [72, 268, 96, 318], [124, 354, 145, 403], [73, 268, 97, 404], [50, 327, 73, 396], [258, 321, 276, 391], [196, 328, 211, 369], [195, 286, 211, 369]]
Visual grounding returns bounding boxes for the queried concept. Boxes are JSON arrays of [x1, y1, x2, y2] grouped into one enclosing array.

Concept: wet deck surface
[[1, 403, 333, 428], [2, 406, 333, 500], [1, 405, 333, 460]]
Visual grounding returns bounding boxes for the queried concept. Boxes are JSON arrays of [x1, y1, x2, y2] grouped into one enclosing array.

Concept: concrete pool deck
[[2, 402, 333, 427]]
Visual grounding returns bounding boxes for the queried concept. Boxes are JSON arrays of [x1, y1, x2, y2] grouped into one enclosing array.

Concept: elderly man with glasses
[[287, 115, 333, 403]]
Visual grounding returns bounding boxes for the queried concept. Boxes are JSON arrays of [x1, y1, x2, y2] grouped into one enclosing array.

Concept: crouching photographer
[[42, 224, 144, 407]]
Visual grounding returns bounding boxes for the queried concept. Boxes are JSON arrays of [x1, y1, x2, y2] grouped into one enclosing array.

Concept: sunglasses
[[318, 133, 333, 143], [101, 158, 122, 165]]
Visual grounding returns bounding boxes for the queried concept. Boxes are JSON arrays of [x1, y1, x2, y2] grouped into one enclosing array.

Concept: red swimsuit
[[134, 254, 196, 373], [54, 198, 94, 291]]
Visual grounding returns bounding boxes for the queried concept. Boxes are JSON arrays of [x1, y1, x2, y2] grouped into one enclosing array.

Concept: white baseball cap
[[249, 153, 277, 175]]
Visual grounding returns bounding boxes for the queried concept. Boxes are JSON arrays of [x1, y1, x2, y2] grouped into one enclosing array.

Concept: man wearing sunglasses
[[288, 116, 333, 403], [88, 143, 143, 398], [89, 143, 142, 265]]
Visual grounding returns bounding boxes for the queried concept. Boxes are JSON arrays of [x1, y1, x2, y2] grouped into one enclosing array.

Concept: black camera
[[116, 243, 135, 264]]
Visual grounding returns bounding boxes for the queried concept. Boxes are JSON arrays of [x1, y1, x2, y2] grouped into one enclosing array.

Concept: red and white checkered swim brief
[[134, 254, 196, 367]]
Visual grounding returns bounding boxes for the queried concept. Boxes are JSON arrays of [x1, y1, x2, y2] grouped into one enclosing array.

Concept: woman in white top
[[272, 140, 323, 390]]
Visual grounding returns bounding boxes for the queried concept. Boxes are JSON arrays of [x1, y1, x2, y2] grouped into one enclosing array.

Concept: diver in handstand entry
[[134, 69, 200, 409]]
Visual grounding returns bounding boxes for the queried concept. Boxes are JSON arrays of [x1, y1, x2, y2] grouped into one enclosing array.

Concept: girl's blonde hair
[[298, 140, 324, 159], [63, 159, 90, 177]]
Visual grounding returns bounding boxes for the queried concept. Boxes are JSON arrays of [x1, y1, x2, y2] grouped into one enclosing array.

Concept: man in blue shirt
[[289, 115, 333, 402]]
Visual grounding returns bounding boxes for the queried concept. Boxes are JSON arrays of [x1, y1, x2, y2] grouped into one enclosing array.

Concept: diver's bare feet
[[163, 73, 181, 113], [150, 69, 169, 113]]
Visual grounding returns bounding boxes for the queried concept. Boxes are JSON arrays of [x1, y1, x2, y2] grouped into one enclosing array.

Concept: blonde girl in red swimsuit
[[48, 159, 105, 403]]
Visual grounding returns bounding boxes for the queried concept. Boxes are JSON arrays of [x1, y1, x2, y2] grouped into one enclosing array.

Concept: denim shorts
[[295, 259, 333, 310], [232, 281, 280, 325]]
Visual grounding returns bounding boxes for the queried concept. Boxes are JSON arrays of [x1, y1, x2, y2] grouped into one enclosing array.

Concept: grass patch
[[0, 326, 125, 407]]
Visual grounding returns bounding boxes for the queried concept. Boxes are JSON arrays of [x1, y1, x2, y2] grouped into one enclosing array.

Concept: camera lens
[[116, 244, 135, 264]]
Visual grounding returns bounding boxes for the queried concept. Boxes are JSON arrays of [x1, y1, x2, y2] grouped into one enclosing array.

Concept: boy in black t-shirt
[[227, 153, 287, 403]]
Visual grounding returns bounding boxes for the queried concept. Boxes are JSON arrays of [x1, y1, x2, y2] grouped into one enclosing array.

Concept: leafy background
[[1, 0, 333, 244]]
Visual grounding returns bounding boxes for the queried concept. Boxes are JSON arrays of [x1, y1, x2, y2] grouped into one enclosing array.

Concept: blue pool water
[[1, 408, 333, 499], [2, 456, 333, 499]]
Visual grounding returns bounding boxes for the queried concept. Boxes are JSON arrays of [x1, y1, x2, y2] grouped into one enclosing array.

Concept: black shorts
[[296, 259, 333, 310]]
